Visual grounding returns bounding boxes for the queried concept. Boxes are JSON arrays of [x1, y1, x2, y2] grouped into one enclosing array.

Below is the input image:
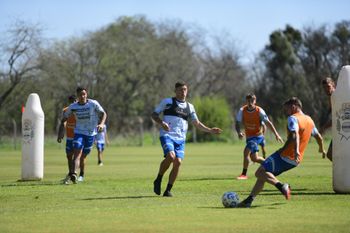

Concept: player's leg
[[96, 143, 104, 165], [260, 137, 266, 158], [261, 146, 266, 158], [249, 136, 265, 164], [259, 152, 294, 199], [237, 147, 250, 179], [78, 135, 94, 182], [71, 134, 85, 183], [250, 151, 265, 164], [163, 142, 185, 197], [153, 136, 175, 195], [63, 139, 74, 184]]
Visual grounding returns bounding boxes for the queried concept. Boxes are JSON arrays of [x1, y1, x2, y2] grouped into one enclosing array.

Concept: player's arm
[[265, 119, 284, 143], [57, 116, 68, 143], [312, 127, 326, 158], [97, 111, 107, 132], [235, 109, 244, 139], [235, 121, 244, 139], [151, 112, 170, 131], [192, 119, 222, 134]]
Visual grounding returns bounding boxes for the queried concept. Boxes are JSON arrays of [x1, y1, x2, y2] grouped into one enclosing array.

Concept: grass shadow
[[82, 195, 158, 201]]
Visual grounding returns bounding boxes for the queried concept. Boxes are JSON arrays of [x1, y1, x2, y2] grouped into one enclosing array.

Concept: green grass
[[0, 142, 349, 233]]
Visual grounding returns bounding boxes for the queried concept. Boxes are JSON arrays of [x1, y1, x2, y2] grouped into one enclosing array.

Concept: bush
[[188, 96, 233, 142]]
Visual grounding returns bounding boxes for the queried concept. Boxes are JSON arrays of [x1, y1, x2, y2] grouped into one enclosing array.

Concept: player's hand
[[57, 137, 62, 143], [97, 124, 104, 132], [319, 148, 326, 159], [238, 132, 244, 140], [161, 121, 170, 131], [210, 127, 222, 134], [276, 134, 284, 143]]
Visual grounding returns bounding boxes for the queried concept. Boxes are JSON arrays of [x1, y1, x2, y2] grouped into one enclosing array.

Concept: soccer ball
[[222, 191, 239, 208]]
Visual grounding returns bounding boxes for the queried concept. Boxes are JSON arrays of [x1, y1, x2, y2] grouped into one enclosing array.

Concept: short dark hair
[[283, 97, 302, 109], [76, 87, 87, 93], [175, 81, 187, 89], [246, 93, 256, 100], [321, 77, 335, 86]]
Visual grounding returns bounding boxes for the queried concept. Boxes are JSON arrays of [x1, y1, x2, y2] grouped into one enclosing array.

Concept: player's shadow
[[199, 202, 286, 210], [82, 195, 158, 201], [181, 177, 233, 182], [260, 189, 338, 196], [1, 181, 62, 187]]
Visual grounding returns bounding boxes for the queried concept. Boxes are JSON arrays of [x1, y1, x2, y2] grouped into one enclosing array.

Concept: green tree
[[190, 96, 232, 142]]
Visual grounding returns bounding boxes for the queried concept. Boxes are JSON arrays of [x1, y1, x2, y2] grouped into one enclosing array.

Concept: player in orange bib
[[57, 95, 76, 184], [238, 97, 326, 207], [235, 93, 283, 179]]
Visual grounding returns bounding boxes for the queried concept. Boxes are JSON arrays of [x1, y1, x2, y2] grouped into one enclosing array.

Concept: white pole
[[332, 65, 350, 193], [21, 93, 45, 181]]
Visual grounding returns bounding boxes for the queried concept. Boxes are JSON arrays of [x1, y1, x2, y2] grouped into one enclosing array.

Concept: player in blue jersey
[[94, 125, 109, 166], [57, 87, 107, 183], [152, 81, 222, 197]]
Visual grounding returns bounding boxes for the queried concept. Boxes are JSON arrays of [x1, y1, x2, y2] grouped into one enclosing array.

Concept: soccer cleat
[[153, 179, 161, 195], [70, 173, 77, 184], [163, 190, 173, 197], [78, 176, 84, 182], [236, 200, 252, 208], [236, 174, 248, 180], [98, 162, 104, 166], [281, 183, 291, 200], [61, 174, 70, 184]]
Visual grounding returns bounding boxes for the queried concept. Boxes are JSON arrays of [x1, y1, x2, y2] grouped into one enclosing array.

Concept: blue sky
[[1, 0, 350, 61]]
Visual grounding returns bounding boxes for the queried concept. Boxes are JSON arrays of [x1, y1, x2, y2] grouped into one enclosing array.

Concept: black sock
[[165, 183, 173, 192], [79, 171, 84, 177], [275, 182, 283, 192], [244, 195, 255, 203], [242, 169, 248, 176], [155, 174, 163, 182]]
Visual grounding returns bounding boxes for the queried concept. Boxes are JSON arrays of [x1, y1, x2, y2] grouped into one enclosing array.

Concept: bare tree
[[0, 20, 42, 110]]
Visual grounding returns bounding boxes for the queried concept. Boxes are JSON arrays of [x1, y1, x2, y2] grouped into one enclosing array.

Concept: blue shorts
[[160, 136, 185, 159], [65, 139, 74, 154], [96, 142, 105, 152], [246, 135, 265, 153], [262, 152, 296, 176], [73, 134, 95, 156]]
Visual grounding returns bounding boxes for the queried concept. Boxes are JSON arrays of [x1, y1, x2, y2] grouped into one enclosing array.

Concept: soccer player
[[94, 124, 109, 166], [320, 77, 336, 161], [238, 97, 326, 208], [57, 95, 76, 184], [235, 93, 283, 180], [57, 87, 107, 183], [152, 81, 222, 197]]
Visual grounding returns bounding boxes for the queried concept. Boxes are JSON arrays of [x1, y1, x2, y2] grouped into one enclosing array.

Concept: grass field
[[0, 141, 349, 233]]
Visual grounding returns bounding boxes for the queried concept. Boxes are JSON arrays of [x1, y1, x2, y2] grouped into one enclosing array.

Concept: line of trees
[[0, 16, 349, 140]]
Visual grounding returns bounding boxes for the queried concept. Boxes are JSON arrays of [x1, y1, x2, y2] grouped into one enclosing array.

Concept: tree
[[0, 20, 42, 110]]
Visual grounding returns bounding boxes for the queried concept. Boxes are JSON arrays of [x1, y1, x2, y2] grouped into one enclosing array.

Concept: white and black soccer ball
[[222, 191, 239, 208]]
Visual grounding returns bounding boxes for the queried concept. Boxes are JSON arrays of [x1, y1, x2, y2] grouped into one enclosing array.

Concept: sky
[[1, 0, 350, 62]]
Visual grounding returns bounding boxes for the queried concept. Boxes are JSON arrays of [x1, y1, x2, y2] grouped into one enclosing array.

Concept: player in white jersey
[[57, 87, 107, 183], [152, 81, 222, 197], [94, 125, 109, 166]]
